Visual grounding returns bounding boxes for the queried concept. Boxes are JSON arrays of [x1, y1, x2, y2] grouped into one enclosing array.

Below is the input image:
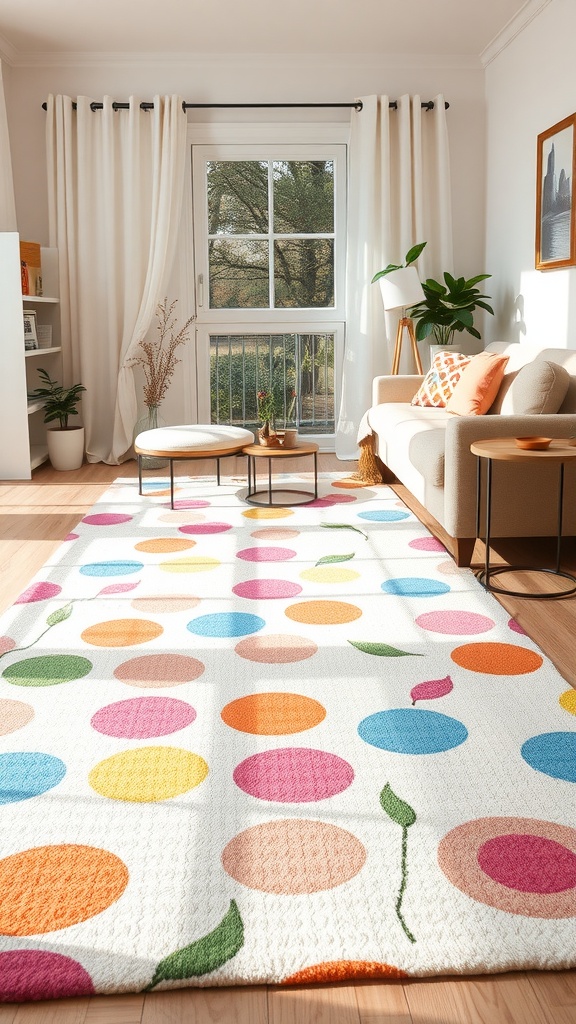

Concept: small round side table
[[242, 441, 319, 507], [470, 437, 576, 599]]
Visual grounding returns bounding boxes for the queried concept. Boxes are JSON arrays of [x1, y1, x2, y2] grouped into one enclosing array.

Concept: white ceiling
[[0, 0, 545, 62]]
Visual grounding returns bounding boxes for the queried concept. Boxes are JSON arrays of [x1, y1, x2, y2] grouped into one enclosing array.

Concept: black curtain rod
[[41, 99, 449, 112]]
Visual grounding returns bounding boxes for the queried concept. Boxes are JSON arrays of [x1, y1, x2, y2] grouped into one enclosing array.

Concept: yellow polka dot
[[300, 567, 360, 584], [242, 507, 294, 520], [159, 556, 220, 574], [89, 747, 208, 802], [135, 538, 196, 553], [560, 689, 576, 716]]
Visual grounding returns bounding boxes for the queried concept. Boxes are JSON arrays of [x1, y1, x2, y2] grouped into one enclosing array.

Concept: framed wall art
[[23, 310, 38, 351], [536, 113, 576, 270]]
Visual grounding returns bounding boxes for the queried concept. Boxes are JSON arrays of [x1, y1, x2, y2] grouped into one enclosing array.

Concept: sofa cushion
[[409, 428, 446, 487], [489, 359, 570, 415], [411, 350, 471, 408], [446, 352, 510, 416]]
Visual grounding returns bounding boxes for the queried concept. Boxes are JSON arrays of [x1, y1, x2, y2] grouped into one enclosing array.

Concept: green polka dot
[[3, 655, 93, 687]]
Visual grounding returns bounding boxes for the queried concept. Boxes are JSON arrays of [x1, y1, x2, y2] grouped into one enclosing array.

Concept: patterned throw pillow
[[411, 350, 472, 408]]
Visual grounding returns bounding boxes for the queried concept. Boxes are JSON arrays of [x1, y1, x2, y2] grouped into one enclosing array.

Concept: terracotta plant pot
[[258, 427, 282, 447]]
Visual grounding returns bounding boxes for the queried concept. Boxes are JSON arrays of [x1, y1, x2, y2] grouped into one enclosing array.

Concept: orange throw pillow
[[446, 352, 510, 416], [411, 350, 472, 408]]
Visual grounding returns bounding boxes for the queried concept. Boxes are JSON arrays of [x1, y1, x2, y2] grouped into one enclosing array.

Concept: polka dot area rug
[[0, 472, 575, 1001]]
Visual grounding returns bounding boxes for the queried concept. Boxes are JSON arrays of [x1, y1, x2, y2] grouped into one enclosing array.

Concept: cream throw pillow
[[489, 359, 570, 415]]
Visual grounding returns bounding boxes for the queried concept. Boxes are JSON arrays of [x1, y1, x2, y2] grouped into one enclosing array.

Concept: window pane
[[209, 239, 269, 308], [210, 333, 334, 434], [273, 161, 334, 233], [207, 161, 268, 234], [274, 239, 334, 308]]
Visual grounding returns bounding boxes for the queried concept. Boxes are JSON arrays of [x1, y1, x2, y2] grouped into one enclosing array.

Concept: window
[[192, 139, 346, 443]]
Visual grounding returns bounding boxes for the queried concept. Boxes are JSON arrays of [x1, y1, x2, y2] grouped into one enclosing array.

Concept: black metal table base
[[138, 452, 245, 509], [245, 451, 318, 507], [475, 455, 576, 600]]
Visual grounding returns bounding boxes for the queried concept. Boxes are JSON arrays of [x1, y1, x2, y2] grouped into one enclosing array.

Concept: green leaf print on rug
[[348, 641, 423, 658], [144, 900, 244, 991]]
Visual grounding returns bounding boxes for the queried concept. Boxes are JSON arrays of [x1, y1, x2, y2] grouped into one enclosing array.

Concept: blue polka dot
[[381, 577, 451, 597], [358, 708, 468, 754], [358, 510, 410, 522], [186, 612, 265, 638], [0, 752, 66, 804], [80, 561, 144, 577], [141, 479, 170, 491], [521, 733, 576, 783]]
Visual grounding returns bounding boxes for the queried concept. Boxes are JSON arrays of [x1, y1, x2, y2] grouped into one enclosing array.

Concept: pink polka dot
[[306, 498, 337, 508], [509, 618, 527, 635], [409, 537, 447, 552], [233, 748, 354, 802], [91, 696, 196, 738], [15, 582, 62, 604], [82, 513, 133, 526], [167, 499, 210, 509], [478, 834, 576, 894], [0, 637, 16, 655], [65, 532, 79, 541], [0, 950, 94, 1001], [233, 579, 303, 600], [237, 547, 296, 562], [415, 610, 495, 635], [179, 523, 232, 534], [323, 493, 357, 503]]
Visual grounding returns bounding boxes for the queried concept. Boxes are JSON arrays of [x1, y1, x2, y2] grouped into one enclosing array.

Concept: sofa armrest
[[443, 413, 576, 537], [372, 375, 424, 406]]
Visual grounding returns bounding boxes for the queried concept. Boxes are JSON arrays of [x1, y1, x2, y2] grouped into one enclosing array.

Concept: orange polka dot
[[235, 634, 317, 664], [282, 960, 407, 984], [81, 619, 163, 647], [332, 478, 364, 489], [285, 600, 362, 625], [0, 845, 128, 934], [221, 692, 326, 735], [450, 642, 543, 675], [134, 538, 195, 553]]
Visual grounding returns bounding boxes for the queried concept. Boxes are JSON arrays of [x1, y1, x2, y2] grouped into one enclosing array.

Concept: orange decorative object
[[515, 436, 553, 450]]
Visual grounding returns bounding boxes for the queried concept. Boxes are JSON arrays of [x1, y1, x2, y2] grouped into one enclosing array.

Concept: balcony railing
[[210, 332, 335, 434]]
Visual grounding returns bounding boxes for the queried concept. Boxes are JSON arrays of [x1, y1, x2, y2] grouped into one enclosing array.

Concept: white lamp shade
[[378, 266, 425, 311]]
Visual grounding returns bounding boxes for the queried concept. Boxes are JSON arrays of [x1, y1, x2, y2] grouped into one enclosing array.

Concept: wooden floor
[[1, 456, 575, 1024]]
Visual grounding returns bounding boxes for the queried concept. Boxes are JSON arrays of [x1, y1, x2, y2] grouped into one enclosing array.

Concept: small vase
[[134, 405, 168, 469], [258, 424, 281, 447]]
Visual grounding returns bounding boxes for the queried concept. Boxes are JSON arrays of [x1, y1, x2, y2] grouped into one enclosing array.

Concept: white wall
[[4, 55, 486, 277], [485, 0, 576, 348]]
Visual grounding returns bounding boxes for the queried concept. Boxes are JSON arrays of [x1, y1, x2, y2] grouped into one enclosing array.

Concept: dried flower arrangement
[[129, 298, 195, 410]]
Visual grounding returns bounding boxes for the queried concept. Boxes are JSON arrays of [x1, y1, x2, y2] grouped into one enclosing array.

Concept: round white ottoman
[[134, 424, 255, 507]]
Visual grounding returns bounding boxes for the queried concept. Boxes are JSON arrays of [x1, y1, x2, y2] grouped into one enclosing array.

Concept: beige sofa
[[366, 342, 576, 565]]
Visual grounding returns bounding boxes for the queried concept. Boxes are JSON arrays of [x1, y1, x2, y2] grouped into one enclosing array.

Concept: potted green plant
[[408, 271, 495, 347], [28, 368, 86, 471]]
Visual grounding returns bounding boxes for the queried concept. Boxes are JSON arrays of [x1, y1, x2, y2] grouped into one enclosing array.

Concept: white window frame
[[191, 131, 347, 324], [188, 123, 349, 449]]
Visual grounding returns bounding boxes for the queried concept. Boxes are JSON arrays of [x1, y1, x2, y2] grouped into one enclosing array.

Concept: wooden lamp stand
[[391, 315, 424, 375]]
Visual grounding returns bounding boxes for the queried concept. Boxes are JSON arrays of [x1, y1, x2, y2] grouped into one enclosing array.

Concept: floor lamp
[[379, 267, 425, 375]]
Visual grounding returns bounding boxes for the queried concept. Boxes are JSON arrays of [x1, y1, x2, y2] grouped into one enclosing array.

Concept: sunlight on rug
[[0, 471, 575, 1001]]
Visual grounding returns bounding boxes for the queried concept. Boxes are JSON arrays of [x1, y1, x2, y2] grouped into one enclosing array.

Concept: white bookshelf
[[0, 234, 61, 479]]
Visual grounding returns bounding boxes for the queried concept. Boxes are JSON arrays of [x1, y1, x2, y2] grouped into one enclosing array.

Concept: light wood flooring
[[1, 456, 575, 1024]]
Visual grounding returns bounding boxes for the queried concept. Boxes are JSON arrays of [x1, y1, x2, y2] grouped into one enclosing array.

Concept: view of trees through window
[[207, 160, 335, 309]]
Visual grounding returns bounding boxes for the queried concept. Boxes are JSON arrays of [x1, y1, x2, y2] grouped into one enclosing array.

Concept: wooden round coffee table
[[470, 437, 576, 598], [242, 441, 319, 506]]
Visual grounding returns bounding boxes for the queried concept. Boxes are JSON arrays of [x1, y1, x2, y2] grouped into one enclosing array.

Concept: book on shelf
[[20, 241, 42, 296]]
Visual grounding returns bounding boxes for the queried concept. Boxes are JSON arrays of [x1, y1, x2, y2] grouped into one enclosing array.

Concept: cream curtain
[[0, 60, 17, 231], [46, 95, 188, 463], [336, 94, 452, 459]]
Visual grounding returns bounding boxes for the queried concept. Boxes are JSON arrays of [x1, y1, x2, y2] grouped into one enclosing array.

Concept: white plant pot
[[47, 426, 85, 471]]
